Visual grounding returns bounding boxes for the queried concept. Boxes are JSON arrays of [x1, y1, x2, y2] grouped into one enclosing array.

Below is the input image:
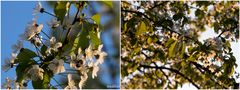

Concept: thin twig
[[43, 11, 57, 18], [33, 43, 42, 61], [63, 2, 83, 45], [139, 64, 200, 89], [149, 2, 165, 11], [121, 9, 153, 22], [36, 34, 47, 47], [190, 61, 228, 89], [41, 30, 51, 39]]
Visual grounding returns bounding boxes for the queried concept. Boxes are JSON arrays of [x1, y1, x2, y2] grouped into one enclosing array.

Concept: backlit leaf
[[54, 1, 70, 23], [16, 48, 37, 63], [168, 40, 178, 58], [147, 37, 152, 44], [91, 14, 101, 25], [136, 21, 147, 36], [89, 30, 101, 49], [165, 38, 175, 47], [180, 42, 186, 58], [32, 69, 52, 89], [101, 1, 113, 8], [16, 60, 36, 84]]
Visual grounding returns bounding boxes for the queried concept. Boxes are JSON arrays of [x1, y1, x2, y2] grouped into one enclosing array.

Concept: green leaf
[[180, 42, 186, 58], [16, 48, 37, 63], [229, 66, 235, 77], [40, 45, 47, 56], [101, 1, 113, 8], [133, 47, 141, 55], [195, 9, 204, 19], [187, 54, 196, 62], [91, 14, 101, 25], [78, 28, 89, 50], [181, 61, 186, 67], [173, 13, 183, 21], [147, 37, 152, 44], [168, 40, 178, 58], [62, 43, 73, 55], [89, 30, 101, 49], [165, 38, 175, 47], [32, 69, 52, 89], [214, 22, 220, 33], [16, 64, 27, 84], [122, 22, 128, 33], [157, 49, 166, 62], [136, 21, 147, 36], [54, 1, 70, 23], [16, 60, 35, 84], [162, 19, 173, 27], [182, 16, 188, 24], [72, 26, 89, 52]]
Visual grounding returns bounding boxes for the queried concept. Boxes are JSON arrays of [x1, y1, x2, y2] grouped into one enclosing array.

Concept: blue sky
[[1, 1, 120, 89], [1, 1, 55, 88]]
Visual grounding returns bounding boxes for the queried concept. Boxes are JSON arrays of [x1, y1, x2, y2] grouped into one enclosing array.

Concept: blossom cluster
[[2, 2, 107, 89]]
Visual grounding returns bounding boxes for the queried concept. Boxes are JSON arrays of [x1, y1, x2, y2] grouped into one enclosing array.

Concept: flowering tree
[[2, 1, 117, 89], [121, 1, 239, 89]]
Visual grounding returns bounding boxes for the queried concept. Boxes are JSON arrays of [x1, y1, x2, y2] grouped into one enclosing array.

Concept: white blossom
[[46, 37, 62, 54], [97, 52, 107, 65], [64, 74, 77, 89], [48, 58, 65, 74], [21, 18, 43, 40], [138, 8, 145, 13], [94, 44, 107, 65], [140, 54, 146, 60], [121, 48, 129, 58], [11, 40, 23, 53], [33, 1, 42, 15], [70, 48, 86, 70], [27, 65, 44, 81], [1, 77, 13, 89], [2, 53, 17, 72], [85, 44, 94, 61], [215, 71, 222, 77], [31, 36, 42, 46], [79, 72, 88, 89], [92, 65, 99, 79]]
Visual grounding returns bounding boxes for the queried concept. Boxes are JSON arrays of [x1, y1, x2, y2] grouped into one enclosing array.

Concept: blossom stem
[[36, 34, 47, 46], [63, 2, 83, 45], [41, 37, 48, 41], [52, 77, 64, 88], [43, 11, 57, 18], [41, 30, 50, 39], [33, 44, 42, 61]]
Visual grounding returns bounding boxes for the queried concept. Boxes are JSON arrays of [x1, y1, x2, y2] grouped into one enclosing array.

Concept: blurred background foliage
[[121, 1, 239, 89]]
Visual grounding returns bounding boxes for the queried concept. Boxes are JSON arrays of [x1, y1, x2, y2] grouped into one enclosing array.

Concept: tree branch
[[63, 2, 82, 45], [139, 64, 200, 89], [122, 9, 202, 45], [149, 2, 165, 11], [121, 9, 153, 22], [189, 61, 228, 89]]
